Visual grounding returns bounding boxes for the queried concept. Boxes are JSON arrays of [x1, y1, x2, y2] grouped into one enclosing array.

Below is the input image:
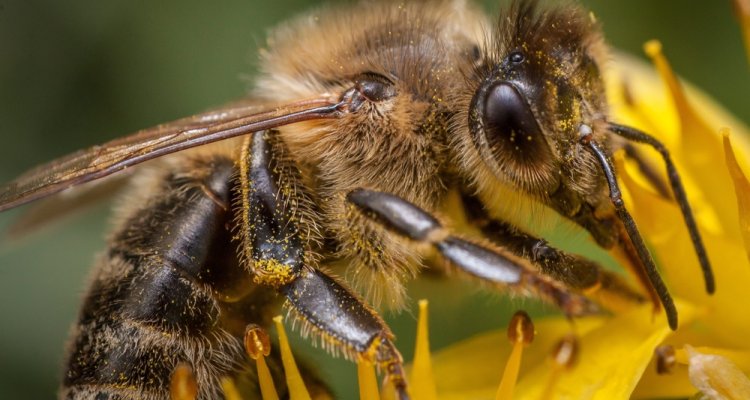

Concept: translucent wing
[[0, 96, 346, 212]]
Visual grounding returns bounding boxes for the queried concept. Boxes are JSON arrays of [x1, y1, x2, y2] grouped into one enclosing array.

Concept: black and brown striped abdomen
[[61, 154, 286, 400]]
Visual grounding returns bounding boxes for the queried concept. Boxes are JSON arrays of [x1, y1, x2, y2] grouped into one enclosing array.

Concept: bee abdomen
[[61, 156, 267, 399]]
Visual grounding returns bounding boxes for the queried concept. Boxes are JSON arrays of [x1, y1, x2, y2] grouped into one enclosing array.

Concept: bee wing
[[0, 96, 345, 212]]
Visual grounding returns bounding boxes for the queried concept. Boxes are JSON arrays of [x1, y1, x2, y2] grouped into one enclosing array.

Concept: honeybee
[[0, 0, 718, 399]]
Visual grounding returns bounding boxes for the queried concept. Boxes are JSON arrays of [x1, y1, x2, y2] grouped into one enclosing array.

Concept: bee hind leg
[[347, 189, 599, 318], [237, 132, 409, 399]]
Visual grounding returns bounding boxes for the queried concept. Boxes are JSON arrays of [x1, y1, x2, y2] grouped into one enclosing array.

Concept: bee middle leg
[[459, 193, 645, 311], [237, 132, 409, 398], [347, 189, 599, 317]]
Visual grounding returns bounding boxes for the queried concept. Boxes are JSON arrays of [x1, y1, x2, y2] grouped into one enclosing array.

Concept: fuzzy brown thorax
[[254, 1, 485, 207], [251, 0, 488, 308]]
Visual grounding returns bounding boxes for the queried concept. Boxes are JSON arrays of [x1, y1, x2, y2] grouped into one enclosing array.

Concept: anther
[[244, 324, 279, 400], [169, 363, 198, 400], [655, 345, 676, 375], [551, 334, 579, 369], [244, 324, 271, 360], [507, 310, 535, 345], [541, 334, 580, 399]]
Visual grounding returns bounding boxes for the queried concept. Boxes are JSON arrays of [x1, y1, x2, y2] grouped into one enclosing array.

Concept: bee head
[[456, 0, 623, 245], [466, 0, 608, 198]]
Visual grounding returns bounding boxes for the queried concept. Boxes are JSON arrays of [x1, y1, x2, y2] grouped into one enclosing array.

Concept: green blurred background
[[0, 0, 747, 398]]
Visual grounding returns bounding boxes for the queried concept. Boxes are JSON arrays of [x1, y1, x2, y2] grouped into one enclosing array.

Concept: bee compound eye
[[354, 72, 396, 102], [480, 82, 550, 165], [483, 82, 538, 145]]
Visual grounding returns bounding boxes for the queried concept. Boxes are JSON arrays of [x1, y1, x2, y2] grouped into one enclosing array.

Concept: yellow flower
[[418, 42, 750, 400]]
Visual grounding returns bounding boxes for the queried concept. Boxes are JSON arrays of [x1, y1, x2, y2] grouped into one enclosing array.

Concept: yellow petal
[[615, 152, 682, 244], [643, 41, 732, 222], [617, 133, 750, 346], [634, 345, 750, 399], [606, 52, 750, 235], [512, 301, 694, 400], [357, 360, 380, 400], [677, 346, 750, 372], [431, 317, 604, 398], [685, 345, 750, 399], [723, 133, 750, 263]]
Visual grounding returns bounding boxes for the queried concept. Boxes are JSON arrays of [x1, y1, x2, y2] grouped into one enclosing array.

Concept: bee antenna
[[579, 127, 678, 330], [608, 123, 714, 295]]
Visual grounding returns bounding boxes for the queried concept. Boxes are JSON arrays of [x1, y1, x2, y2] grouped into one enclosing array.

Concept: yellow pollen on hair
[[253, 259, 296, 287]]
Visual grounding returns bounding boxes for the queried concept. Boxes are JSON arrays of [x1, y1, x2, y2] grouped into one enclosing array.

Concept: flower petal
[[619, 139, 750, 347], [685, 345, 750, 399], [512, 301, 694, 400], [723, 133, 750, 263], [634, 344, 750, 399], [606, 53, 750, 236], [431, 318, 604, 399]]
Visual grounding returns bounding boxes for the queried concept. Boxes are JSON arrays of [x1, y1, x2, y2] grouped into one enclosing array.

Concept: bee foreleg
[[460, 192, 645, 312], [238, 132, 409, 399], [347, 188, 598, 317]]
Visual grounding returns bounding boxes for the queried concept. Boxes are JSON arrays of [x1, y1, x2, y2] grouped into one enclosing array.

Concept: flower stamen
[[654, 345, 677, 375], [221, 377, 243, 400], [410, 299, 438, 400], [273, 316, 312, 400], [540, 334, 579, 400], [244, 324, 279, 400], [496, 310, 534, 400]]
